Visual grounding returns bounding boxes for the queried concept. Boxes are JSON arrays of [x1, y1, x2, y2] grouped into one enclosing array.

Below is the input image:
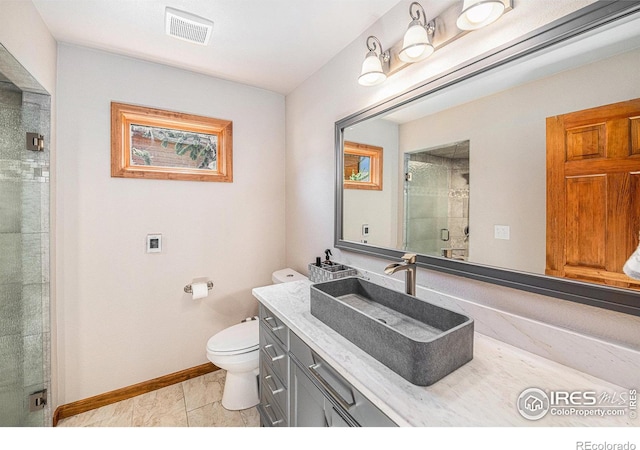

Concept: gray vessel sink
[[310, 277, 474, 386]]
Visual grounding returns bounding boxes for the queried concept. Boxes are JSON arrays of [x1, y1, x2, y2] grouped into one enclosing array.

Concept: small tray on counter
[[308, 262, 357, 283]]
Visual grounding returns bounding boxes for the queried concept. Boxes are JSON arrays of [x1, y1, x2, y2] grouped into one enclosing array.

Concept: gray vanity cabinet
[[258, 302, 397, 427]]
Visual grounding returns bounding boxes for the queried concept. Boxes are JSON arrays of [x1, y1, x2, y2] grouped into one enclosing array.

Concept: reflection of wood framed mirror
[[343, 141, 383, 190]]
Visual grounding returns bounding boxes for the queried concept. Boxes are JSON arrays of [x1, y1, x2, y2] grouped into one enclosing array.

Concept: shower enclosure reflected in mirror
[[404, 141, 469, 260]]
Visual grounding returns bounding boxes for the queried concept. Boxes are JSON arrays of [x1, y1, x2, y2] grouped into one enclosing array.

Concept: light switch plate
[[494, 225, 510, 240]]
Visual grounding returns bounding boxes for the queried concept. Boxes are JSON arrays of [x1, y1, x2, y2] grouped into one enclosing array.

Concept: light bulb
[[465, 3, 493, 24], [399, 21, 434, 63], [457, 0, 505, 30], [358, 51, 386, 86]]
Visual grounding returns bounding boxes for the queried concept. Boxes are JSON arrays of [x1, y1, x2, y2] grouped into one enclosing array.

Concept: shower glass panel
[[0, 49, 51, 426], [404, 141, 469, 260]]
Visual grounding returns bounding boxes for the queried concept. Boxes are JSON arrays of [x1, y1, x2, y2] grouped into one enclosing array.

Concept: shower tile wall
[[0, 82, 50, 426]]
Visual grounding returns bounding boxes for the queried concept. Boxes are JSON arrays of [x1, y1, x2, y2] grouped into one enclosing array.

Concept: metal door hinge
[[405, 172, 412, 182], [29, 389, 47, 412], [26, 133, 45, 152]]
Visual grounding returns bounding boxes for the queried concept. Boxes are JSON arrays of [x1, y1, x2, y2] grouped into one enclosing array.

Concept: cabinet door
[[327, 407, 350, 427], [290, 361, 328, 427]]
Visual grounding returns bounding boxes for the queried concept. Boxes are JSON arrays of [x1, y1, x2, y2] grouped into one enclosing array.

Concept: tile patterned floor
[[56, 370, 260, 427]]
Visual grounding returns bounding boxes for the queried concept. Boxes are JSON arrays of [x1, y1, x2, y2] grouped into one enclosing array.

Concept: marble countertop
[[252, 279, 636, 427]]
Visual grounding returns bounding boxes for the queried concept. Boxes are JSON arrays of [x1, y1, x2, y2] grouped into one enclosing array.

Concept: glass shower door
[[404, 159, 450, 256], [0, 48, 51, 427], [403, 141, 469, 260]]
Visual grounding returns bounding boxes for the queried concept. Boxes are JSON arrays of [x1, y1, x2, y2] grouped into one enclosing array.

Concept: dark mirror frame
[[335, 1, 640, 317]]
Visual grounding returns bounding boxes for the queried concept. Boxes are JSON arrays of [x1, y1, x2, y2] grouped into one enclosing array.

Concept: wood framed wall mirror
[[335, 1, 640, 316]]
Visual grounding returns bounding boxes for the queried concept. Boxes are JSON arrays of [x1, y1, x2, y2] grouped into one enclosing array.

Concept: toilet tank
[[272, 268, 307, 284]]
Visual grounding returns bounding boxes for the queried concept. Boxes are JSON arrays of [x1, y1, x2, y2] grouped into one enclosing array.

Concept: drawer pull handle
[[262, 316, 284, 332], [308, 364, 355, 412], [261, 344, 285, 362], [263, 403, 283, 426], [264, 374, 284, 395]]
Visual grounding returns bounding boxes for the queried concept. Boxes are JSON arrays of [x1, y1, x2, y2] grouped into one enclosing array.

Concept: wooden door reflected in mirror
[[546, 97, 640, 289]]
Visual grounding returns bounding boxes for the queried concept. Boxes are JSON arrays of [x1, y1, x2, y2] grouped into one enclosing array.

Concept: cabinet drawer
[[259, 304, 288, 349], [259, 324, 288, 386], [260, 359, 287, 416], [259, 391, 288, 427]]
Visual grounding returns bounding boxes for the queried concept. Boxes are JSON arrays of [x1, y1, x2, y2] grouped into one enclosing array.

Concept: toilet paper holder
[[184, 281, 214, 294]]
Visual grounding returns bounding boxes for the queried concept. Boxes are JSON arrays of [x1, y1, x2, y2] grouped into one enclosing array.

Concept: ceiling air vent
[[165, 7, 213, 45]]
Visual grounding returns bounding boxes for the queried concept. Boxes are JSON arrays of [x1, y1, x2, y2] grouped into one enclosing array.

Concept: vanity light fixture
[[358, 36, 389, 86], [357, 0, 512, 86], [398, 2, 435, 63], [456, 0, 506, 31]]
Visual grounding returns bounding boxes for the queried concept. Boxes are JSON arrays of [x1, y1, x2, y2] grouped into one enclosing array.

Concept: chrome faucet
[[384, 253, 417, 296]]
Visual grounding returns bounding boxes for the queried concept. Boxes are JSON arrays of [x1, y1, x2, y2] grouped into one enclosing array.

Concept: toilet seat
[[207, 320, 258, 356]]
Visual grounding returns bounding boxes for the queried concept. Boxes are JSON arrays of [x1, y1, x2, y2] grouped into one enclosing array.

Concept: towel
[[623, 246, 640, 280]]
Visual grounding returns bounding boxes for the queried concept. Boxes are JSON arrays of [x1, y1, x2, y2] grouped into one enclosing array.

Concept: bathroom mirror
[[335, 1, 640, 316]]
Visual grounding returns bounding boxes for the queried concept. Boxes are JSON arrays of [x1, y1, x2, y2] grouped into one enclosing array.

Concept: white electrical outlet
[[494, 225, 510, 240]]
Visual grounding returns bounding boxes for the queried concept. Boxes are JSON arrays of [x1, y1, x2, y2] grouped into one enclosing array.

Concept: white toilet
[[206, 268, 307, 410]]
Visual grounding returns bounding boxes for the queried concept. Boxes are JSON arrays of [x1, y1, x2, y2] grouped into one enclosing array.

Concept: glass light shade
[[358, 51, 386, 86], [456, 0, 505, 30], [398, 21, 434, 63], [624, 245, 640, 280]]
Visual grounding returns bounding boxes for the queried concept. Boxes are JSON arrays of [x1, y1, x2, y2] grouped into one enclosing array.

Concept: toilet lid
[[207, 320, 259, 354]]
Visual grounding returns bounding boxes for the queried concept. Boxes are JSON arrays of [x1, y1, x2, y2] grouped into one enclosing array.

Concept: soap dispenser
[[324, 249, 334, 266]]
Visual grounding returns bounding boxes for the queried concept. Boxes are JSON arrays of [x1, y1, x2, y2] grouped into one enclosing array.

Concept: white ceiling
[[32, 0, 403, 95]]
